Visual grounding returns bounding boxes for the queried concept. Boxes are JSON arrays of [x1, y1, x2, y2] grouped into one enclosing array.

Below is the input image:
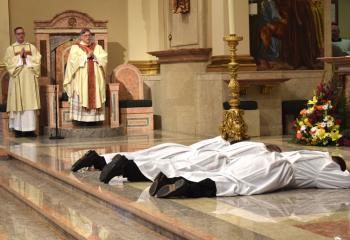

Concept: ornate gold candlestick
[[220, 34, 248, 142]]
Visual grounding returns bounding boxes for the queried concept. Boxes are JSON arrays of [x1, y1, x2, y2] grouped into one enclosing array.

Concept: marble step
[[0, 160, 168, 240], [44, 126, 124, 138], [6, 146, 218, 240], [0, 187, 73, 240]]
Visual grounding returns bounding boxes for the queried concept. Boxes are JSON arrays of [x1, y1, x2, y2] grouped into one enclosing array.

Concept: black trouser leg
[[185, 178, 217, 198], [123, 160, 150, 182]]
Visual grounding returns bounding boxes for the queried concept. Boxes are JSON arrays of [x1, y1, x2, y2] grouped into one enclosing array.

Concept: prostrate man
[[152, 150, 349, 198], [3, 27, 41, 137], [282, 150, 349, 189], [64, 28, 107, 123]]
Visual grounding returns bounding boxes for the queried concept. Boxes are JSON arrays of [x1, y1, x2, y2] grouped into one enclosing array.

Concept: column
[[127, 0, 160, 75], [108, 83, 120, 128], [323, 0, 333, 83], [211, 0, 226, 56], [0, 0, 10, 106]]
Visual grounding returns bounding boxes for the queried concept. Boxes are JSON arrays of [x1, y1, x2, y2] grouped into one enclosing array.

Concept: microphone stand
[[49, 80, 64, 139], [49, 45, 65, 140]]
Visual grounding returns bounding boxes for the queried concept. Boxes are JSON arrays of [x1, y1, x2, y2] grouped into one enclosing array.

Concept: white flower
[[320, 122, 326, 128], [324, 115, 334, 122], [311, 127, 318, 134], [327, 121, 334, 128], [307, 109, 313, 114], [300, 125, 306, 132]]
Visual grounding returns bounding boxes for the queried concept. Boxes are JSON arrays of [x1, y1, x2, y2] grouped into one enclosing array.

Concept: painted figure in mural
[[250, 0, 288, 70], [63, 28, 108, 123], [310, 0, 324, 53], [258, 0, 284, 68], [172, 0, 190, 14], [3, 27, 41, 137], [251, 0, 322, 70], [280, 0, 320, 69]]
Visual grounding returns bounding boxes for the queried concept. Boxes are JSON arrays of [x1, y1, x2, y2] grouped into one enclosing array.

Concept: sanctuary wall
[[8, 0, 128, 76]]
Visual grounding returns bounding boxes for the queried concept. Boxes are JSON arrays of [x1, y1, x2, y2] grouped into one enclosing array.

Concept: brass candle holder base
[[220, 34, 248, 142]]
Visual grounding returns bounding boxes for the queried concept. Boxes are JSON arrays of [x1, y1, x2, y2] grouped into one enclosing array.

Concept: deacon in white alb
[[3, 27, 41, 137], [281, 150, 350, 189], [152, 150, 349, 198], [153, 149, 294, 198]]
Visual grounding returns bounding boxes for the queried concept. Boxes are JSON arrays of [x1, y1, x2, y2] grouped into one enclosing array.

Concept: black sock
[[123, 160, 150, 182], [185, 178, 217, 198], [95, 156, 107, 170]]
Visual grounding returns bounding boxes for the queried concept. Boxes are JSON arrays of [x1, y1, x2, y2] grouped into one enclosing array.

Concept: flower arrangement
[[293, 83, 343, 146]]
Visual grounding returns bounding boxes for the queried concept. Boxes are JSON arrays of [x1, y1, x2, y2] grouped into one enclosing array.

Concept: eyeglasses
[[82, 34, 92, 37], [15, 32, 25, 35]]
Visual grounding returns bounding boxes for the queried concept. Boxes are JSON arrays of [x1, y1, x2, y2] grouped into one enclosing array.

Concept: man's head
[[80, 28, 93, 45], [332, 23, 340, 41], [265, 144, 282, 153], [331, 156, 347, 171], [14, 27, 25, 44]]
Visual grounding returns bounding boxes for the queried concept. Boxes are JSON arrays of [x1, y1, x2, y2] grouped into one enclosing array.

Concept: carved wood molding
[[148, 48, 211, 64], [34, 10, 108, 29]]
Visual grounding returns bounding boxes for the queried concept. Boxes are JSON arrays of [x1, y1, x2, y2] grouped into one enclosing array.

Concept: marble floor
[[1, 131, 350, 240]]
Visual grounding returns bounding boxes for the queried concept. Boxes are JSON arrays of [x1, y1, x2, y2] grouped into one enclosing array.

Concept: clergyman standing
[[3, 27, 41, 137]]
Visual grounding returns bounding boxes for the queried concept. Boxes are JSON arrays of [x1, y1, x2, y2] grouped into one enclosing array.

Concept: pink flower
[[296, 131, 302, 139]]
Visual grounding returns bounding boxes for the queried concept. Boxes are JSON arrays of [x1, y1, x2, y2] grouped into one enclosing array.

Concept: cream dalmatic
[[4, 42, 41, 131], [64, 42, 107, 122]]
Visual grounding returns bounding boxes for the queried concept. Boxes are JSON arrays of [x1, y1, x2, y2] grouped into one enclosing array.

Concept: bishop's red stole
[[76, 42, 97, 109]]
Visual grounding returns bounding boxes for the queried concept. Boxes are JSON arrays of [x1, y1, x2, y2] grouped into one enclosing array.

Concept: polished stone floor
[[1, 131, 350, 240]]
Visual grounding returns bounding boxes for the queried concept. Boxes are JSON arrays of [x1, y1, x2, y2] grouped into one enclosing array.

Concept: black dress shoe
[[14, 131, 23, 138], [149, 172, 181, 196], [99, 154, 129, 183], [155, 178, 189, 198], [25, 131, 37, 138], [71, 150, 100, 172]]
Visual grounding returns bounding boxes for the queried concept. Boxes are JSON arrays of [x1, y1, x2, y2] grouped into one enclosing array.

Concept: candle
[[228, 0, 235, 34]]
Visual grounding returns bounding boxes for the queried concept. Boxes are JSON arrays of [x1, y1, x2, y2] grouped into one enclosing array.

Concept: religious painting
[[172, 0, 190, 14], [249, 0, 324, 70]]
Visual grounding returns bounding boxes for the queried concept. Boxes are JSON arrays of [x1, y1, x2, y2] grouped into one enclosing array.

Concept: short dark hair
[[331, 156, 347, 171], [80, 28, 92, 36], [14, 27, 24, 33], [265, 144, 282, 153]]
